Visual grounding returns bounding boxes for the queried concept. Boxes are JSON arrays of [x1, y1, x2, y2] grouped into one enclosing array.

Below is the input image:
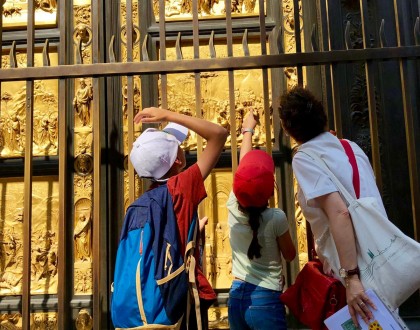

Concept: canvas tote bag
[[300, 149, 420, 310]]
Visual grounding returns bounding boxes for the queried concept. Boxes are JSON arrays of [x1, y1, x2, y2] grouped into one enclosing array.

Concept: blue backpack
[[111, 184, 199, 329]]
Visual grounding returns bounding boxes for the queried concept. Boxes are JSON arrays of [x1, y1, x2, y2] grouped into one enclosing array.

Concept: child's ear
[[173, 158, 182, 165]]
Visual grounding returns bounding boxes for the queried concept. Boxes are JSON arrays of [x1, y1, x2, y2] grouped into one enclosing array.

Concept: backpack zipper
[[139, 230, 143, 255], [136, 250, 147, 324]]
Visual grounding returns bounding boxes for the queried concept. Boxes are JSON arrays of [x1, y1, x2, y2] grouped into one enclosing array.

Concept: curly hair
[[279, 86, 327, 143]]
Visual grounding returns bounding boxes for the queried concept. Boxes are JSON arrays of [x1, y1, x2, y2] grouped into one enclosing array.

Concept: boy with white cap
[[130, 106, 228, 329]]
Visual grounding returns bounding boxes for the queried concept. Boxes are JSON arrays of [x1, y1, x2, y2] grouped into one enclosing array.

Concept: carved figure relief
[[73, 78, 93, 127], [0, 177, 59, 295], [74, 214, 92, 262], [0, 313, 21, 328], [122, 81, 142, 123], [76, 309, 93, 330], [75, 153, 93, 177], [0, 227, 23, 293], [35, 0, 57, 13], [74, 200, 92, 264], [74, 268, 93, 294], [153, 0, 261, 20], [202, 171, 232, 289], [31, 312, 58, 330], [73, 198, 93, 295], [2, 0, 57, 29], [0, 69, 58, 158], [162, 43, 272, 151], [31, 230, 58, 284]]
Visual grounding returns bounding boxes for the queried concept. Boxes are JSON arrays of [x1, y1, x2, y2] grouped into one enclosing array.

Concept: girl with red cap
[[226, 110, 296, 330]]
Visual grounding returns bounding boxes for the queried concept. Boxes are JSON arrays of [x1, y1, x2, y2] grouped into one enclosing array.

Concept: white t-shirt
[[293, 132, 387, 241], [227, 191, 290, 291]]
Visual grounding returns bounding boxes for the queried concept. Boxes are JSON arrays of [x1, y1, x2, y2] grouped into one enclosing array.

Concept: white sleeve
[[292, 152, 338, 208]]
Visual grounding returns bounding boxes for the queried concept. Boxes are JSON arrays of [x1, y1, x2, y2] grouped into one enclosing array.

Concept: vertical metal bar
[[359, 0, 382, 191], [22, 0, 35, 328], [316, 0, 333, 113], [159, 0, 167, 109], [192, 0, 203, 155], [293, 0, 303, 85], [393, 0, 420, 240], [258, 0, 271, 157], [325, 0, 342, 137], [91, 0, 103, 328], [225, 0, 238, 171], [127, 0, 135, 204], [57, 0, 69, 328], [258, 0, 267, 56]]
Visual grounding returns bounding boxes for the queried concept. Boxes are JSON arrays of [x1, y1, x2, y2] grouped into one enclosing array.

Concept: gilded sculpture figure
[[76, 309, 93, 330], [74, 213, 92, 263], [73, 78, 93, 127]]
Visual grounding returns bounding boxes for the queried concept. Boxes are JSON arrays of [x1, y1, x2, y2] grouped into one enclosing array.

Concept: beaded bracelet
[[241, 128, 255, 135]]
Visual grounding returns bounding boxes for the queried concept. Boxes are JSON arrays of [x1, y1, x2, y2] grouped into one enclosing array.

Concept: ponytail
[[242, 206, 266, 260]]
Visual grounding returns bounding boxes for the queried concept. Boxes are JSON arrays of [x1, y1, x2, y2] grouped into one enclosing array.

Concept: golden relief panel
[[0, 177, 59, 295], [31, 312, 58, 329], [202, 169, 232, 289], [163, 42, 273, 151], [152, 0, 264, 21], [2, 0, 57, 30], [0, 53, 59, 159]]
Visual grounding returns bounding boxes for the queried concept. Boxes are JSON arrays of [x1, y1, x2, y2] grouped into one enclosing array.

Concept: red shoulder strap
[[339, 139, 360, 198]]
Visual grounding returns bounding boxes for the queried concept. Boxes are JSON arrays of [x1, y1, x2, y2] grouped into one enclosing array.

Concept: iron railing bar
[[159, 0, 168, 109], [293, 0, 303, 85], [0, 47, 419, 81], [126, 0, 135, 205], [360, 0, 382, 191], [317, 0, 333, 116], [57, 0, 69, 327], [393, 0, 420, 240], [192, 0, 203, 155], [259, 0, 271, 176], [325, 0, 343, 137], [258, 0, 267, 56], [92, 1, 103, 329], [22, 0, 35, 328], [192, 0, 199, 59], [225, 0, 237, 171], [126, 0, 133, 63], [226, 0, 233, 58]]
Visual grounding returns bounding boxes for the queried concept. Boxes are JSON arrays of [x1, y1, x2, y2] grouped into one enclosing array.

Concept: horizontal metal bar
[[0, 46, 419, 81]]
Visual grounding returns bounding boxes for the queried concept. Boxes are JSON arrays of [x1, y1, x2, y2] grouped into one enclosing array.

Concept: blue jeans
[[228, 280, 287, 330]]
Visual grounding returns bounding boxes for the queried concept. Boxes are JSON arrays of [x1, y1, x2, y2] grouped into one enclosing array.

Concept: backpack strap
[[339, 139, 360, 198], [185, 216, 202, 330]]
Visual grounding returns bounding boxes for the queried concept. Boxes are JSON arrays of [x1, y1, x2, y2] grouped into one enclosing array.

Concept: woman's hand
[[134, 107, 171, 124], [242, 109, 258, 131], [346, 277, 376, 328]]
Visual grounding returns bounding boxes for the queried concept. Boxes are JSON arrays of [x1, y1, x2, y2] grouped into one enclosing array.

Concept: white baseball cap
[[129, 123, 189, 181]]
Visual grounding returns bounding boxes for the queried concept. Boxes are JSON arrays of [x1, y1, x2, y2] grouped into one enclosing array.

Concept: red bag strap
[[339, 139, 360, 199]]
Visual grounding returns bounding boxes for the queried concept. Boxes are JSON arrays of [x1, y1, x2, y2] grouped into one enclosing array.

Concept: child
[[226, 110, 296, 330], [130, 107, 228, 330]]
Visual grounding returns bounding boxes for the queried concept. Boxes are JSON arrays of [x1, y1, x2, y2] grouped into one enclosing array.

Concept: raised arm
[[239, 110, 258, 162], [134, 107, 228, 179]]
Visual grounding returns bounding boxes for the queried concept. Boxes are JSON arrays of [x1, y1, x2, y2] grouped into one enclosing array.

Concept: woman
[[279, 86, 379, 328], [227, 110, 296, 330]]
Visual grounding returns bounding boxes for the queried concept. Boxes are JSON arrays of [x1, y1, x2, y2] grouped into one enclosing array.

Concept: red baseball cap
[[233, 150, 275, 208]]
